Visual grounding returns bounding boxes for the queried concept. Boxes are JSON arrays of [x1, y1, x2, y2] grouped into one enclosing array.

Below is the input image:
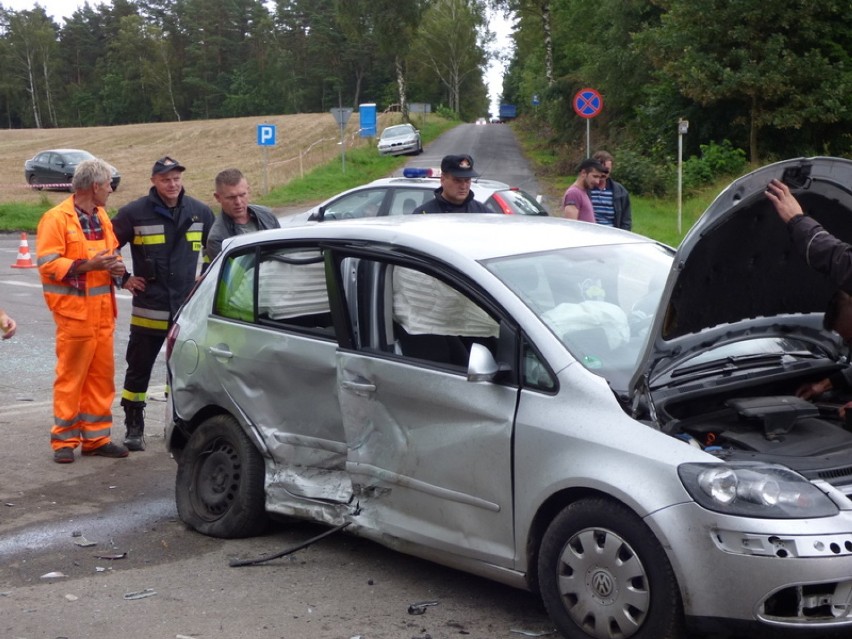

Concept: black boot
[[123, 404, 146, 452]]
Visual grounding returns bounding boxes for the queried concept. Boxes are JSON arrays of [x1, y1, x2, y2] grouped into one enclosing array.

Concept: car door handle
[[341, 379, 377, 394], [209, 345, 233, 359]]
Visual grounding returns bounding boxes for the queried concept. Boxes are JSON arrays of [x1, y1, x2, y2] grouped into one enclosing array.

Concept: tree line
[[498, 0, 852, 174], [0, 0, 491, 129], [4, 0, 850, 192]]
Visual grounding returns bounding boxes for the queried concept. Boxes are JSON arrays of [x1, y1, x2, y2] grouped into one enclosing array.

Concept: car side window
[[215, 250, 256, 321], [324, 189, 386, 220], [350, 259, 501, 370], [523, 340, 556, 392], [214, 246, 334, 336], [389, 190, 427, 216]]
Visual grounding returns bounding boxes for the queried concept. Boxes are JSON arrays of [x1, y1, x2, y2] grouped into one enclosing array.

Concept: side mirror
[[467, 342, 499, 382]]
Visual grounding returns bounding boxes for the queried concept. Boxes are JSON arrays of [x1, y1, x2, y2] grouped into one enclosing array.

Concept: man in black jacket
[[591, 150, 632, 230], [205, 168, 280, 261], [767, 178, 852, 414], [412, 154, 491, 214], [111, 156, 214, 451]]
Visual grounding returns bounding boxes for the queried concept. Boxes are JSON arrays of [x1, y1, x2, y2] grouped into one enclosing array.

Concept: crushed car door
[[209, 245, 352, 504], [335, 258, 519, 567]]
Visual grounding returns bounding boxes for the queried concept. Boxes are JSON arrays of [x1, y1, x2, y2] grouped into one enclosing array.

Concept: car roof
[[38, 148, 91, 154], [230, 214, 652, 262], [360, 175, 511, 190]]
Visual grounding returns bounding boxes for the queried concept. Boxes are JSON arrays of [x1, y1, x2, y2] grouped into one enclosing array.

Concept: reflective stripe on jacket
[[111, 187, 214, 332], [36, 196, 120, 320]]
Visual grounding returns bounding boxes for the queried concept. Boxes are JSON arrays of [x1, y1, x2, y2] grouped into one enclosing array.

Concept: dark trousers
[[120, 331, 167, 407]]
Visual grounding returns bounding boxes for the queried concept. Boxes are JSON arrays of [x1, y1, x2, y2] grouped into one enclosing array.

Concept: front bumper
[[378, 141, 418, 156], [648, 502, 852, 630]]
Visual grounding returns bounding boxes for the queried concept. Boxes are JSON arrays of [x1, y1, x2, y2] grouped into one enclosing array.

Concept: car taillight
[[166, 322, 180, 361], [491, 193, 514, 215]]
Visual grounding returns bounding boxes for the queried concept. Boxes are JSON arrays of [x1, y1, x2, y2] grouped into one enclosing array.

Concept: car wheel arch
[[175, 412, 269, 538], [525, 487, 670, 591], [533, 493, 685, 639]]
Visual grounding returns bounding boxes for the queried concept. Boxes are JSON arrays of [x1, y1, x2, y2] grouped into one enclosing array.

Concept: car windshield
[[381, 126, 412, 139], [485, 242, 673, 387]]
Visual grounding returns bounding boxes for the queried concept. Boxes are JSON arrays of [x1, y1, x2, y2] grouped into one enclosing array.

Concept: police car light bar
[[402, 167, 441, 178]]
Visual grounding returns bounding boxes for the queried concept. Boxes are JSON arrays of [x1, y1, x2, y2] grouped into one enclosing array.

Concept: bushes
[[612, 148, 673, 197], [681, 140, 747, 193], [615, 140, 747, 197]]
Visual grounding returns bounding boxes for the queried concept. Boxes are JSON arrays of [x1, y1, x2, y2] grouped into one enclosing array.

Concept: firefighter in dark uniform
[[111, 157, 214, 451]]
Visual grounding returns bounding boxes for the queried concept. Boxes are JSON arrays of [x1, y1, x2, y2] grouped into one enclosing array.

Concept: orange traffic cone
[[11, 232, 37, 269]]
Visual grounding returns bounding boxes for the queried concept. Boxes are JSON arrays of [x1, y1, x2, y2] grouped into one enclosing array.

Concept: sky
[[4, 0, 514, 117]]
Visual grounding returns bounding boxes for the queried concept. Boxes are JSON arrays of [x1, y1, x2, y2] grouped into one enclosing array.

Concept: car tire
[[175, 414, 268, 539], [27, 174, 42, 191], [537, 498, 683, 639]]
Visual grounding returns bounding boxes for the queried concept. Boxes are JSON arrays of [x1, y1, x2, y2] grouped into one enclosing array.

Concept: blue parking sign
[[257, 124, 276, 146]]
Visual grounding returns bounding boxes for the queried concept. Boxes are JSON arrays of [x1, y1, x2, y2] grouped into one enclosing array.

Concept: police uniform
[[414, 154, 491, 214]]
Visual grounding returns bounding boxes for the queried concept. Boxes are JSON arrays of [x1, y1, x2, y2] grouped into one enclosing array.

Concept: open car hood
[[631, 156, 852, 395]]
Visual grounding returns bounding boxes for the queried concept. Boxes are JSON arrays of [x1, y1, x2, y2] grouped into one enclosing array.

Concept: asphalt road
[[0, 125, 566, 639], [407, 120, 549, 209]]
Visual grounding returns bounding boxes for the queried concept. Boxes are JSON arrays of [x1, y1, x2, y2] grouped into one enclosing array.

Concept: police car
[[282, 167, 549, 225]]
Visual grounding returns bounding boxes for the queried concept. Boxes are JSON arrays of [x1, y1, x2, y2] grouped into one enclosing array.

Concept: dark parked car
[[167, 157, 852, 639], [24, 149, 121, 191], [282, 169, 548, 225]]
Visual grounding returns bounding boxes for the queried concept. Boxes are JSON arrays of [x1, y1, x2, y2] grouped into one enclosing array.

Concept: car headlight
[[678, 462, 838, 518]]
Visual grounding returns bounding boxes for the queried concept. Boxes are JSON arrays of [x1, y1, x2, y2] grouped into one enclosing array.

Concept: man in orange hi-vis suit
[[36, 158, 130, 464]]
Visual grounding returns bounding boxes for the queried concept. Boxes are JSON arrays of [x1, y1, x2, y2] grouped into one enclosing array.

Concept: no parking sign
[[573, 88, 603, 119]]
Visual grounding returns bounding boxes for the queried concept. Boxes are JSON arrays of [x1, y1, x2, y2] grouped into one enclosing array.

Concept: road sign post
[[572, 88, 604, 158], [256, 124, 277, 194], [330, 107, 353, 173], [677, 118, 689, 235]]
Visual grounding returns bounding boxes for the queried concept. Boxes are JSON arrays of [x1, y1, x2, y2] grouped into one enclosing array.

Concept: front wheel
[[537, 498, 683, 639], [175, 414, 268, 538]]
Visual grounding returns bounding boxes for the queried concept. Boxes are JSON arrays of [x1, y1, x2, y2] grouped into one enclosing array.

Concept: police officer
[[111, 157, 214, 451], [412, 154, 491, 214]]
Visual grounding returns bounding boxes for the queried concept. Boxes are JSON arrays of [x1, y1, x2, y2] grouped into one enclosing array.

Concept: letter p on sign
[[257, 124, 276, 146]]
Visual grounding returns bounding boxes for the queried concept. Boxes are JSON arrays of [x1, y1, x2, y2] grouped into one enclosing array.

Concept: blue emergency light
[[402, 167, 440, 178]]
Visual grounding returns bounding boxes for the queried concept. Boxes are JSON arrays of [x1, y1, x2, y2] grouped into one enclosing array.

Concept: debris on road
[[73, 536, 97, 547], [123, 588, 156, 600], [407, 600, 439, 615], [40, 571, 67, 579], [509, 628, 557, 636]]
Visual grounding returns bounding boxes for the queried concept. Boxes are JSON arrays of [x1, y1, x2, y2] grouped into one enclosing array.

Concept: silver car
[[166, 157, 852, 639], [376, 123, 422, 156]]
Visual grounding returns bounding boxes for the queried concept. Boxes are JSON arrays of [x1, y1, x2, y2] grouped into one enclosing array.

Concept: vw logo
[[588, 568, 618, 604]]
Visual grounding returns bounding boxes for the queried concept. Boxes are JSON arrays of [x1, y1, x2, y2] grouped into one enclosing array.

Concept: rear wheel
[[175, 414, 268, 538], [537, 498, 683, 639], [27, 174, 43, 191]]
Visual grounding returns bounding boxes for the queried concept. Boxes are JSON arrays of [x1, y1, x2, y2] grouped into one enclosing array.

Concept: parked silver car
[[376, 123, 422, 156], [166, 157, 852, 639]]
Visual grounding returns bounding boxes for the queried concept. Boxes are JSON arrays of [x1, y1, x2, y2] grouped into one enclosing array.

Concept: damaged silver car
[[166, 157, 852, 639]]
